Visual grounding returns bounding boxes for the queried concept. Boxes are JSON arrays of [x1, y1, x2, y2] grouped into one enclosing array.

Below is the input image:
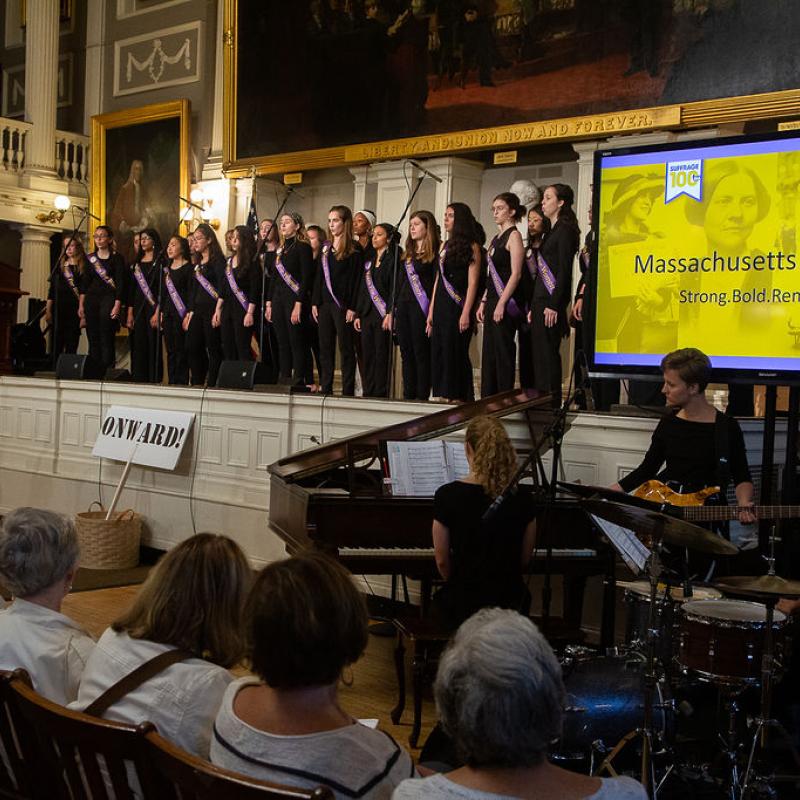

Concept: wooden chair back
[[143, 730, 334, 800], [0, 670, 33, 799], [2, 670, 155, 799]]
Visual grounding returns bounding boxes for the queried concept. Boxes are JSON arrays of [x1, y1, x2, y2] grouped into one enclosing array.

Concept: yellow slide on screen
[[594, 138, 800, 373]]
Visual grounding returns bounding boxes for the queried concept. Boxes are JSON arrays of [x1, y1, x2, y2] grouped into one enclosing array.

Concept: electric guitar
[[631, 480, 795, 522]]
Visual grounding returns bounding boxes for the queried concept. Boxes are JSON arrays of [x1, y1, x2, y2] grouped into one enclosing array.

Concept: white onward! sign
[[92, 405, 195, 470]]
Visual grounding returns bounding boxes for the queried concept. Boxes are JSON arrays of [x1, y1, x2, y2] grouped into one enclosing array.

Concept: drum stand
[[739, 530, 800, 797], [596, 527, 668, 799]]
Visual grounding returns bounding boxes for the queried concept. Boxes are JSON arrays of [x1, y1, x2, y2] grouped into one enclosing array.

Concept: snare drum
[[677, 599, 787, 684], [620, 581, 721, 661]]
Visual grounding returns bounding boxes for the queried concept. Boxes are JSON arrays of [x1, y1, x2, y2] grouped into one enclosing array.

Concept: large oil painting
[[91, 100, 190, 264], [229, 0, 798, 169]]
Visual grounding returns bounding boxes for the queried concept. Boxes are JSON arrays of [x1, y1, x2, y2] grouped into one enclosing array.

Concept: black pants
[[531, 298, 564, 405], [163, 314, 189, 385], [481, 300, 517, 397], [84, 293, 117, 371], [220, 303, 253, 362], [186, 309, 222, 387], [361, 313, 391, 398], [128, 310, 162, 383], [396, 300, 431, 401], [318, 302, 356, 395], [272, 294, 308, 385], [51, 304, 80, 363], [518, 318, 534, 390]]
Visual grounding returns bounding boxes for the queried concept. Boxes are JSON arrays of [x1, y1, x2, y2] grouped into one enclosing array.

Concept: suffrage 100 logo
[[665, 159, 703, 203]]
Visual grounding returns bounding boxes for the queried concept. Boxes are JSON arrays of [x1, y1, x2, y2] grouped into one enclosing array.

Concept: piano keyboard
[[337, 547, 598, 559]]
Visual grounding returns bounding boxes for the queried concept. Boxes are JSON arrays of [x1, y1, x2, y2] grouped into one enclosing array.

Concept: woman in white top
[[393, 608, 648, 800], [72, 533, 250, 758], [211, 552, 415, 799], [0, 507, 94, 705]]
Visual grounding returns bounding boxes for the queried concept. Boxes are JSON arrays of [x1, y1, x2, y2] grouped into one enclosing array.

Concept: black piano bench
[[389, 615, 454, 748]]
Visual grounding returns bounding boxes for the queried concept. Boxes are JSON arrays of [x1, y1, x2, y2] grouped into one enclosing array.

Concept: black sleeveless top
[[486, 227, 523, 308]]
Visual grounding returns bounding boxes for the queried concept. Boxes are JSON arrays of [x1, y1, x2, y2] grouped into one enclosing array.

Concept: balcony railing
[[0, 117, 89, 182]]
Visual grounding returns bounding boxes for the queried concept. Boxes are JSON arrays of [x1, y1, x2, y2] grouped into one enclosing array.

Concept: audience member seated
[[71, 533, 250, 758], [211, 551, 416, 799], [393, 608, 648, 800], [0, 507, 94, 704]]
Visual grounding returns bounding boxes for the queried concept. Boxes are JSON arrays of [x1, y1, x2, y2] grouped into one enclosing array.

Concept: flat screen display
[[589, 131, 800, 384]]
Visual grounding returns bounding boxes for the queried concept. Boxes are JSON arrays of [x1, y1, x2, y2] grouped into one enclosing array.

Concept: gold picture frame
[[222, 0, 800, 178], [91, 99, 191, 262]]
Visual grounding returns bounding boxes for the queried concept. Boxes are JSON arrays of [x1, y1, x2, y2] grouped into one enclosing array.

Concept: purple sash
[[404, 258, 429, 317], [61, 264, 79, 298], [580, 247, 590, 271], [133, 263, 156, 307], [164, 267, 187, 319], [194, 265, 219, 300], [321, 242, 341, 308], [88, 254, 116, 289], [531, 251, 557, 296], [364, 261, 387, 319], [486, 243, 522, 320], [438, 244, 463, 307], [275, 247, 300, 295], [225, 258, 249, 310]]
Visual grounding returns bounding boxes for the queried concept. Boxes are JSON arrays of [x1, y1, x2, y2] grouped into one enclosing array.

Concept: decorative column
[[422, 156, 485, 224], [203, 0, 226, 180], [23, 0, 60, 179], [348, 166, 373, 214], [18, 226, 53, 322]]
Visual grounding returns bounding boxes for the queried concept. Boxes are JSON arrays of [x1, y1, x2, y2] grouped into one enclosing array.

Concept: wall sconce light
[[36, 194, 71, 224], [182, 187, 221, 230]]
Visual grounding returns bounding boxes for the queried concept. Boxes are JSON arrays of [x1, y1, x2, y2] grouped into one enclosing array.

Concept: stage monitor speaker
[[55, 354, 104, 380], [216, 360, 258, 390]]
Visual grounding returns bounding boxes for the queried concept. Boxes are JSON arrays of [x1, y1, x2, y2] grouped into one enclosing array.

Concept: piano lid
[[268, 388, 552, 484]]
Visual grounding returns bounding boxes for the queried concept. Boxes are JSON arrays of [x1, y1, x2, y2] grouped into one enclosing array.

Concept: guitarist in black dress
[[611, 348, 756, 579]]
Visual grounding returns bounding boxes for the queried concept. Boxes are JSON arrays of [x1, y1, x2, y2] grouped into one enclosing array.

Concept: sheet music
[[386, 441, 449, 496], [590, 513, 651, 575], [444, 441, 470, 481]]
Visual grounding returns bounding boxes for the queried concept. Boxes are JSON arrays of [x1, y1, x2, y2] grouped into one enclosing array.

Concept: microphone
[[72, 205, 100, 221], [407, 159, 443, 184], [179, 196, 205, 212]]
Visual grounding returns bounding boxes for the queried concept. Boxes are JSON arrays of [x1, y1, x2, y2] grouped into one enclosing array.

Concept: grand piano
[[267, 388, 615, 644]]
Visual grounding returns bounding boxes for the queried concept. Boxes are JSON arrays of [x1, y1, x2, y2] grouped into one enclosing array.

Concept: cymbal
[[558, 481, 661, 511], [581, 498, 739, 556], [715, 574, 800, 598]]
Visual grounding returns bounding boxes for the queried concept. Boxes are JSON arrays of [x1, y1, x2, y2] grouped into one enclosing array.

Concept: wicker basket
[[75, 503, 141, 570]]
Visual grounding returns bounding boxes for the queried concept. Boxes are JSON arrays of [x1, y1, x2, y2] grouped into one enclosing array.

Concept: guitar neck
[[681, 505, 800, 522]]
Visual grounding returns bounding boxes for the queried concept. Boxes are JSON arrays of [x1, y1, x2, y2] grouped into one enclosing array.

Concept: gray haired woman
[[0, 507, 94, 704], [393, 608, 647, 799]]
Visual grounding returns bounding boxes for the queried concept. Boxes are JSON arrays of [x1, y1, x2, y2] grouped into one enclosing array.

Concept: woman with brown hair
[[431, 415, 536, 628], [211, 551, 415, 797], [397, 211, 439, 401], [72, 533, 251, 758], [266, 212, 315, 386], [218, 224, 259, 362], [311, 205, 362, 395], [46, 234, 86, 361], [184, 223, 226, 386], [477, 192, 526, 396]]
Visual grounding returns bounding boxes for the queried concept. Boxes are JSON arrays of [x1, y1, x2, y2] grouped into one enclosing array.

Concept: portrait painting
[[228, 0, 799, 171], [91, 100, 190, 264]]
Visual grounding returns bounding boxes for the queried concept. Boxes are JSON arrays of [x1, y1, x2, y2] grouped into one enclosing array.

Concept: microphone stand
[[258, 186, 293, 382], [386, 167, 427, 398]]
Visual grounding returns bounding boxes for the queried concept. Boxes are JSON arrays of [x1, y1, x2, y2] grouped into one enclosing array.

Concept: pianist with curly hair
[[431, 415, 536, 628]]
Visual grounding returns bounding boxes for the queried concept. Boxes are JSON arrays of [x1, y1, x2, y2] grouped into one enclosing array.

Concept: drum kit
[[554, 484, 800, 800]]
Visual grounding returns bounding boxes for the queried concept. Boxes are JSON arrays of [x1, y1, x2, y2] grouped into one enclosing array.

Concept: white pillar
[[422, 157, 485, 226], [348, 166, 370, 213], [18, 226, 53, 322], [23, 0, 59, 178], [84, 0, 107, 133], [203, 0, 226, 180]]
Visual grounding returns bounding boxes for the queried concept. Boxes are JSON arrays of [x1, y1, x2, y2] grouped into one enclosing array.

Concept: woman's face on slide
[[629, 192, 654, 223], [704, 172, 759, 251]]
